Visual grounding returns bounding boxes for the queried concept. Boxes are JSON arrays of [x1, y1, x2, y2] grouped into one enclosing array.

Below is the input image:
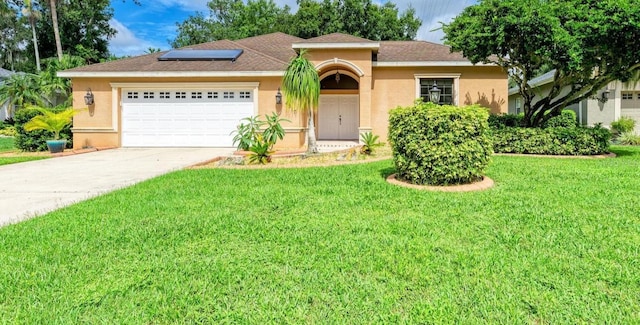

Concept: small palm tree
[[23, 106, 78, 140], [0, 73, 43, 116], [282, 50, 320, 154]]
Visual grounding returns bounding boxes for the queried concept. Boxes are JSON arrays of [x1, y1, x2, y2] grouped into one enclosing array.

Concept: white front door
[[318, 95, 359, 140], [121, 89, 254, 147]]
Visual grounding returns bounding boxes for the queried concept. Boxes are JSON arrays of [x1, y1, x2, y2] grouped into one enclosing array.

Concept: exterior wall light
[[84, 88, 94, 105], [429, 81, 441, 103], [275, 87, 282, 104]]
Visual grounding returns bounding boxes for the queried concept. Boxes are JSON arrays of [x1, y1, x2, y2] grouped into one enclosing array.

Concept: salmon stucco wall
[[370, 66, 508, 141], [70, 76, 308, 150], [69, 64, 507, 150]]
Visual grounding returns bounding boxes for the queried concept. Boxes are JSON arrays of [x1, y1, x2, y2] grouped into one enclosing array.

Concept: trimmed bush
[[491, 125, 611, 155], [14, 107, 73, 152], [544, 110, 577, 128], [388, 102, 492, 186], [611, 117, 636, 135]]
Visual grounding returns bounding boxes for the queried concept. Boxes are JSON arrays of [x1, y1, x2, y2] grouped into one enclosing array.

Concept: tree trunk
[[50, 0, 63, 61], [307, 107, 318, 154], [30, 18, 41, 71]]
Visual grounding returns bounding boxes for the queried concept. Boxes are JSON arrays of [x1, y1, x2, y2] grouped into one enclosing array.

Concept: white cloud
[[108, 19, 168, 57], [154, 0, 210, 12]]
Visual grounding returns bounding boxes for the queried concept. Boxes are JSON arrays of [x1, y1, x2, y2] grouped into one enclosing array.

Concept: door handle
[[339, 115, 342, 125]]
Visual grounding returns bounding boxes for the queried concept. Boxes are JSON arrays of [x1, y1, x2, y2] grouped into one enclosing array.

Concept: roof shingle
[[378, 41, 466, 62], [60, 32, 471, 74]]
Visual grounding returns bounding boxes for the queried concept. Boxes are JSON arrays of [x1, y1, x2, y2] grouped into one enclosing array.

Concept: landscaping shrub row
[[13, 107, 73, 152], [490, 123, 611, 155], [488, 110, 578, 129]]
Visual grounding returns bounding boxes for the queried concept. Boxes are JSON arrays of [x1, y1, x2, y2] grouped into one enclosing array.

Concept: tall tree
[[172, 0, 421, 47], [443, 0, 640, 127], [47, 0, 62, 60], [282, 50, 320, 154], [172, 0, 291, 48], [0, 1, 30, 71], [34, 0, 116, 63], [22, 0, 42, 71]]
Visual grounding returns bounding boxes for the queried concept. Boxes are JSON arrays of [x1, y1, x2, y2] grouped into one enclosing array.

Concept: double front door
[[318, 95, 359, 140]]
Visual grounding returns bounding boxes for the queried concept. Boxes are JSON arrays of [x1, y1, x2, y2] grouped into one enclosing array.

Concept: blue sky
[[109, 0, 476, 57]]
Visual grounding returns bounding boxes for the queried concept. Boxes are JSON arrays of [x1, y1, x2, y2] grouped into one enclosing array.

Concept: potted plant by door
[[23, 106, 79, 153]]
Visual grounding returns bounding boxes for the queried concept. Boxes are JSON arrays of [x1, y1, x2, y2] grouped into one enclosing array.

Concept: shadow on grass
[[609, 146, 640, 157], [379, 167, 396, 179]]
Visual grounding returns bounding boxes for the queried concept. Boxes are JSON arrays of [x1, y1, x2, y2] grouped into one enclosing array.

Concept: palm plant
[[39, 55, 85, 106], [282, 50, 320, 154], [23, 106, 78, 140], [0, 73, 43, 117]]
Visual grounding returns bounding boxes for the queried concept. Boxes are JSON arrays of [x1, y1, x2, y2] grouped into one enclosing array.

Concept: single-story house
[[58, 32, 508, 149], [508, 70, 640, 134], [0, 68, 15, 121]]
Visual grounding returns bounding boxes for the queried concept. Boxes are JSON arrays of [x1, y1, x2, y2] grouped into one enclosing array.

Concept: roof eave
[[292, 43, 380, 50], [57, 71, 285, 78], [373, 61, 494, 67]]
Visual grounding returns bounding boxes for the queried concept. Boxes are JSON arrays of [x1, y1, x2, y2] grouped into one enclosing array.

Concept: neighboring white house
[[508, 70, 640, 134], [0, 68, 15, 121]]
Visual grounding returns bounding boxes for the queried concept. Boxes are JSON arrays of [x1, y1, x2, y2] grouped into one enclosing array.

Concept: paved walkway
[[0, 148, 233, 227]]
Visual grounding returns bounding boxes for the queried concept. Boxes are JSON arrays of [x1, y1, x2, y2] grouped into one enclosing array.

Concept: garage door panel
[[122, 91, 254, 147]]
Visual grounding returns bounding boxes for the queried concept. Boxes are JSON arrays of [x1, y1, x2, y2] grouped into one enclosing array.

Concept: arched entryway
[[318, 69, 360, 140]]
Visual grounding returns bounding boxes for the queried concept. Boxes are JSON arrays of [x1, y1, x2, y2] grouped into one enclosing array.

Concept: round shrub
[[388, 102, 493, 186]]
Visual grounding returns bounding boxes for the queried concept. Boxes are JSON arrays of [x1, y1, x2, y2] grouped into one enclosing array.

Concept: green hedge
[[543, 110, 577, 128], [489, 110, 577, 129], [491, 125, 611, 155], [14, 107, 73, 152], [388, 102, 492, 186]]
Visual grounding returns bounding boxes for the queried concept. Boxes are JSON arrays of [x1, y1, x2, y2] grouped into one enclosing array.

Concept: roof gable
[[377, 41, 467, 62], [301, 33, 375, 44]]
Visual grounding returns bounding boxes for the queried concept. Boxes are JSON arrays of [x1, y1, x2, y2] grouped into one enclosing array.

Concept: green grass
[[1, 146, 639, 323], [0, 156, 47, 166], [0, 137, 14, 152], [0, 137, 47, 165]]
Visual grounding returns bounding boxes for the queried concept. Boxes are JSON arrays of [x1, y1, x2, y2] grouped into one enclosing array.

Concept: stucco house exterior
[[58, 32, 508, 150], [508, 70, 640, 134]]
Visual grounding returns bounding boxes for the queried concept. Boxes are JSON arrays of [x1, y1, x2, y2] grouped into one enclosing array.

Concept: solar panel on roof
[[158, 49, 243, 61]]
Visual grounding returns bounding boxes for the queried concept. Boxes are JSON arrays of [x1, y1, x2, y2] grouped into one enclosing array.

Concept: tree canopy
[[171, 0, 421, 48], [1, 0, 138, 72], [443, 0, 640, 127]]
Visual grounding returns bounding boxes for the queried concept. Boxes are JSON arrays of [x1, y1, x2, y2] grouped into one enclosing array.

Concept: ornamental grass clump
[[388, 102, 492, 186]]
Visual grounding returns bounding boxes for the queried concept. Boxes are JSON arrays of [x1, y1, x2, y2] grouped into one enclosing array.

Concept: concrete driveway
[[0, 148, 233, 227]]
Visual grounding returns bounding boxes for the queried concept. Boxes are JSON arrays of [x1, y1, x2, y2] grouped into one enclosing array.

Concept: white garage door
[[122, 89, 254, 147]]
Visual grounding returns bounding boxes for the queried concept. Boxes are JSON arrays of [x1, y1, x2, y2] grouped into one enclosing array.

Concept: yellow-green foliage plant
[[388, 101, 493, 186], [23, 106, 80, 140]]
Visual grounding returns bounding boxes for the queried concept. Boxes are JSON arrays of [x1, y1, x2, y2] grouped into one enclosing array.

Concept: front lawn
[[0, 137, 48, 165], [1, 146, 639, 323]]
